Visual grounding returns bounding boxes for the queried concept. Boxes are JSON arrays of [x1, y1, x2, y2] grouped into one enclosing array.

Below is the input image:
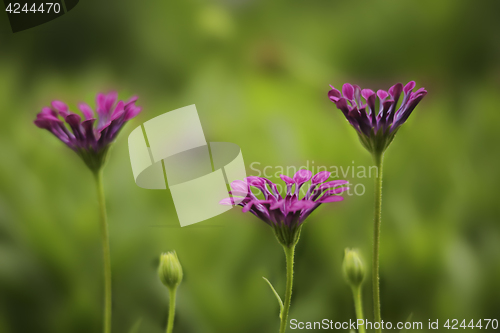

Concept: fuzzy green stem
[[351, 286, 366, 333], [279, 244, 295, 333], [94, 170, 112, 333], [372, 153, 384, 333], [166, 287, 177, 333]]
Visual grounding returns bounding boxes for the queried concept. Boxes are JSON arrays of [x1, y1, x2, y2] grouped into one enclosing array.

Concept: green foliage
[[1, 0, 500, 332]]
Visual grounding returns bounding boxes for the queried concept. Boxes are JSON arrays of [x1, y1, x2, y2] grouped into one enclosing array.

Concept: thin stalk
[[351, 286, 366, 333], [372, 153, 384, 333], [94, 169, 112, 333], [279, 244, 296, 333], [166, 287, 177, 333]]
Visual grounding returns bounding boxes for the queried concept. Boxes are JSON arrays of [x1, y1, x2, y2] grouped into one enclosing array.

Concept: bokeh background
[[1, 0, 500, 332]]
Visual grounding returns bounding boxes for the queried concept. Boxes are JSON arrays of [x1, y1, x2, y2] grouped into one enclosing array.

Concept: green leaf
[[128, 318, 143, 333], [262, 277, 284, 319]]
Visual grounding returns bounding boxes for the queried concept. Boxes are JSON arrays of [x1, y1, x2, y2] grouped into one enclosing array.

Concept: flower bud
[[342, 248, 365, 288], [158, 251, 183, 290]]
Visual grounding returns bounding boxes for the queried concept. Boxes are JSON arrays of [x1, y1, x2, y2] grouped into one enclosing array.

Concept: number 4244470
[[5, 3, 62, 14], [444, 319, 498, 330]]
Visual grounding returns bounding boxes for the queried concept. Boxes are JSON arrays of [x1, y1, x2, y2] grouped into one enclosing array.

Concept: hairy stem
[[372, 153, 384, 333], [352, 286, 366, 333], [279, 244, 296, 333], [166, 287, 177, 333], [95, 170, 112, 333]]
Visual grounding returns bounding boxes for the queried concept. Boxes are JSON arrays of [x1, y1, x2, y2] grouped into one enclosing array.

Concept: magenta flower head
[[220, 170, 348, 247], [34, 92, 141, 172], [328, 81, 427, 155]]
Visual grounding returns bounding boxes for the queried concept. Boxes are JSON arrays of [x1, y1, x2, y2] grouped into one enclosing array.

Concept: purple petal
[[388, 83, 403, 99], [311, 171, 331, 185], [231, 180, 248, 192], [289, 200, 316, 212], [51, 100, 69, 117], [125, 95, 139, 106], [111, 101, 125, 121], [403, 81, 416, 94], [39, 106, 58, 118], [81, 119, 97, 149], [280, 174, 294, 184], [293, 169, 312, 185], [246, 176, 265, 187], [316, 180, 349, 192], [78, 102, 95, 120], [334, 97, 351, 116], [361, 89, 375, 100], [104, 91, 118, 112], [342, 83, 354, 101], [377, 90, 389, 101], [124, 105, 141, 121], [323, 187, 349, 195], [353, 85, 362, 107], [65, 113, 85, 142], [219, 198, 234, 205], [96, 93, 106, 114], [328, 88, 341, 102], [270, 199, 285, 210], [365, 92, 376, 117], [317, 196, 344, 203]]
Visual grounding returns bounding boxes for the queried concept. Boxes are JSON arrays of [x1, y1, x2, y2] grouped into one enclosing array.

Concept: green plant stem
[[372, 153, 384, 333], [279, 244, 296, 333], [94, 169, 112, 333], [351, 286, 366, 333], [166, 288, 177, 333]]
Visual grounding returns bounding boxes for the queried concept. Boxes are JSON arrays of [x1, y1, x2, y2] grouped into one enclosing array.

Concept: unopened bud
[[343, 248, 365, 287], [158, 251, 183, 290]]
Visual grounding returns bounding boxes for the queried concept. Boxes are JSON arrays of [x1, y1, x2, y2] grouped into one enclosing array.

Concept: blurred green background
[[1, 0, 500, 332]]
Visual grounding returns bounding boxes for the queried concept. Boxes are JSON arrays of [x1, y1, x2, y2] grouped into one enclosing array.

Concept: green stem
[[166, 287, 177, 333], [279, 244, 295, 333], [94, 170, 112, 333], [372, 153, 384, 333], [352, 286, 366, 333]]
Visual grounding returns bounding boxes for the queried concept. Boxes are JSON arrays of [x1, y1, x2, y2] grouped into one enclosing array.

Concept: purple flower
[[220, 170, 348, 247], [34, 92, 141, 172], [328, 81, 427, 155]]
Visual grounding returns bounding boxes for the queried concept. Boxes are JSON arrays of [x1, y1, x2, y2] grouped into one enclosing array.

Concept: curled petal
[[111, 101, 125, 121], [51, 100, 69, 117], [316, 180, 349, 192], [317, 195, 344, 203], [377, 90, 389, 101], [403, 81, 416, 94], [125, 95, 139, 106], [293, 169, 312, 185], [311, 171, 330, 184], [231, 180, 249, 192], [78, 102, 95, 120], [96, 93, 107, 114], [388, 83, 403, 100], [328, 87, 341, 102], [361, 89, 375, 100], [219, 198, 234, 205], [104, 91, 118, 112], [246, 176, 266, 188], [342, 83, 354, 101], [280, 174, 294, 184], [124, 105, 141, 121], [323, 187, 349, 195], [334, 97, 351, 116]]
